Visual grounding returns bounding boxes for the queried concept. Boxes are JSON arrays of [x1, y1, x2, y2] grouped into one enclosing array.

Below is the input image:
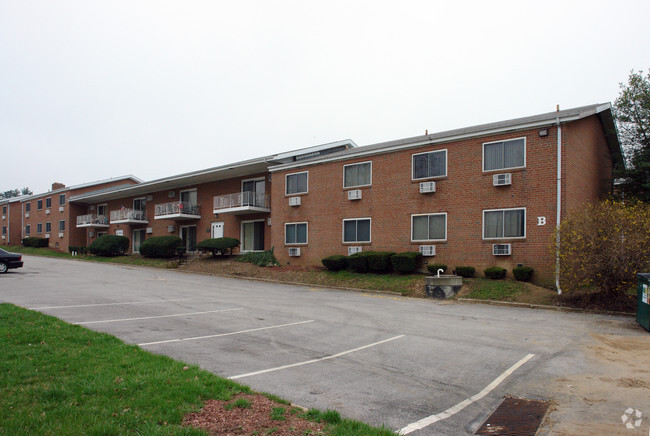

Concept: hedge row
[[196, 237, 240, 257], [22, 237, 49, 248], [322, 251, 422, 274], [68, 246, 88, 255], [89, 235, 129, 257], [139, 236, 183, 258]]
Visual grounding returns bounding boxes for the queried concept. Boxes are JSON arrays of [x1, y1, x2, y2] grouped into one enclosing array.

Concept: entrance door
[[211, 222, 224, 239], [133, 229, 145, 253], [180, 225, 197, 252], [242, 220, 264, 251]]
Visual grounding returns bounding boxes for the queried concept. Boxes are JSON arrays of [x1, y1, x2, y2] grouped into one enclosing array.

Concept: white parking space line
[[398, 353, 535, 435], [138, 320, 315, 346], [73, 308, 244, 325], [29, 298, 193, 310], [229, 335, 405, 380]]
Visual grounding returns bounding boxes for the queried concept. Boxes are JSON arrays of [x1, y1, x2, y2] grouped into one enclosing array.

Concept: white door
[[211, 222, 224, 238]]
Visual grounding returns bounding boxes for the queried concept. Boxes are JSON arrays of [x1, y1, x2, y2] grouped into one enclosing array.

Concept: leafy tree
[[0, 187, 31, 199], [614, 70, 650, 201], [21, 187, 33, 195], [554, 200, 650, 307]]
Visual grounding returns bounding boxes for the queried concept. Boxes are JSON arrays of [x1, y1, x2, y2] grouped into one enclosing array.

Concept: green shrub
[[139, 236, 183, 258], [235, 250, 280, 267], [513, 266, 534, 282], [347, 252, 369, 273], [427, 263, 448, 275], [322, 255, 347, 271], [196, 237, 240, 257], [89, 235, 129, 257], [390, 252, 422, 274], [22, 237, 48, 248], [484, 266, 507, 280], [68, 246, 88, 255], [366, 251, 395, 273], [454, 266, 476, 278]]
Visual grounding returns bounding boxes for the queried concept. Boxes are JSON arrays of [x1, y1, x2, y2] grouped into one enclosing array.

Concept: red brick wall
[[1, 201, 24, 246]]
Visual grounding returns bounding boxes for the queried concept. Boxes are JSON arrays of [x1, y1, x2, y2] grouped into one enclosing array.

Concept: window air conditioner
[[347, 246, 363, 255], [58, 232, 64, 238], [146, 227, 153, 234], [288, 247, 301, 257], [146, 195, 154, 201], [167, 225, 175, 232], [289, 196, 301, 206], [419, 245, 436, 256], [89, 205, 95, 211], [493, 173, 512, 186], [59, 206, 64, 212], [419, 181, 436, 193], [25, 213, 30, 218], [168, 191, 175, 198], [46, 209, 50, 215], [492, 244, 512, 255], [348, 189, 362, 200], [45, 233, 50, 239], [89, 231, 95, 237]]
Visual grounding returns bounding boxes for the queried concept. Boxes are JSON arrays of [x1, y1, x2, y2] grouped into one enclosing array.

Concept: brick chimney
[[52, 182, 65, 191]]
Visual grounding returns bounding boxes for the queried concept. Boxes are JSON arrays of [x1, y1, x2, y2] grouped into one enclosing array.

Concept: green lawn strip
[[316, 270, 423, 295], [0, 304, 396, 436], [465, 278, 530, 301]]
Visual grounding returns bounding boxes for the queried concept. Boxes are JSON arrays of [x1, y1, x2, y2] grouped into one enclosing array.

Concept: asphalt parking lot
[[2, 256, 648, 435]]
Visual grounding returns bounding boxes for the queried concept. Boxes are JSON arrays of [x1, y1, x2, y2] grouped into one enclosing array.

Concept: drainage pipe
[[555, 117, 562, 295]]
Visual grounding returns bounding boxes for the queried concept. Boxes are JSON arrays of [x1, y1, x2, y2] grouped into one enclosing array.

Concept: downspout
[[555, 117, 562, 295]]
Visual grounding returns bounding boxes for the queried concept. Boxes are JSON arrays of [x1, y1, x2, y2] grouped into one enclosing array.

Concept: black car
[[0, 248, 23, 273]]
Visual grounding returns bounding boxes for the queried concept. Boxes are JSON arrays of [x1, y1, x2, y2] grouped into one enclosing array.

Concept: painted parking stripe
[[229, 335, 405, 380], [138, 320, 315, 346], [29, 298, 193, 310], [398, 353, 535, 435], [73, 308, 244, 325]]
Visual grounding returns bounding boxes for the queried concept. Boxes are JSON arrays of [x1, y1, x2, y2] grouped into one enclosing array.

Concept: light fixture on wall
[[539, 129, 549, 137], [214, 213, 219, 218]]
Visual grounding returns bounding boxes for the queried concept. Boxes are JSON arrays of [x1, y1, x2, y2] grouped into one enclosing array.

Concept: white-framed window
[[97, 204, 108, 217], [25, 202, 31, 212], [483, 207, 526, 239], [37, 200, 43, 210], [412, 149, 447, 180], [37, 223, 42, 233], [285, 171, 308, 195], [2, 205, 6, 214], [342, 218, 371, 243], [59, 194, 66, 205], [59, 220, 65, 232], [285, 222, 308, 245], [25, 224, 30, 235], [483, 137, 526, 172], [133, 197, 146, 211], [343, 161, 372, 188], [241, 219, 265, 252], [46, 197, 52, 208], [45, 222, 52, 233], [2, 226, 6, 235], [411, 213, 447, 242]]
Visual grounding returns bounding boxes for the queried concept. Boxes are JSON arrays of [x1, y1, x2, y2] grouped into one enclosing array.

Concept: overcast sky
[[1, 1, 649, 195]]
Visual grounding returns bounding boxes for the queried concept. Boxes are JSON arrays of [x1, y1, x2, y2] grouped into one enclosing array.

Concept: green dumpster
[[638, 273, 650, 332]]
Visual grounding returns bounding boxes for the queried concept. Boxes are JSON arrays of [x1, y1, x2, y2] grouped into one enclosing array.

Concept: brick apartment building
[[3, 103, 621, 285]]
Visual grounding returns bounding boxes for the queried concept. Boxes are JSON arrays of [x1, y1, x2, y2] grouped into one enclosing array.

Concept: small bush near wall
[[391, 252, 422, 274], [484, 267, 507, 280], [513, 266, 534, 282], [454, 266, 476, 278], [366, 252, 396, 273], [139, 236, 183, 258], [22, 237, 49, 248], [68, 246, 88, 255], [426, 264, 448, 275], [235, 250, 280, 267], [322, 255, 347, 271], [89, 235, 129, 257], [347, 252, 369, 273], [197, 237, 240, 257]]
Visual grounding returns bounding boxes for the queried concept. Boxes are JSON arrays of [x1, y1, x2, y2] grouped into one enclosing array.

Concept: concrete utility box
[[637, 273, 650, 332]]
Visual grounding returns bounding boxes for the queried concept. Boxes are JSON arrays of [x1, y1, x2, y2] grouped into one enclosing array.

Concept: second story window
[[286, 172, 308, 195], [344, 162, 372, 188], [483, 138, 526, 171], [59, 194, 66, 205], [46, 198, 52, 208], [37, 200, 43, 210], [412, 150, 447, 180], [25, 203, 31, 212]]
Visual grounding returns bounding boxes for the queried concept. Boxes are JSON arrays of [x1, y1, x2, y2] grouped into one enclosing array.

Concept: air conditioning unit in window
[[167, 225, 175, 233], [288, 247, 301, 257], [1, 236, 4, 240], [419, 245, 436, 256], [493, 173, 512, 186], [59, 206, 64, 212], [168, 191, 175, 198], [348, 246, 363, 255], [1, 216, 4, 220], [25, 213, 30, 218], [289, 196, 301, 206], [146, 227, 153, 234], [348, 189, 362, 200], [492, 244, 512, 256], [89, 205, 95, 211], [58, 232, 64, 238], [146, 195, 154, 201], [46, 209, 51, 215], [45, 233, 50, 239], [89, 231, 95, 237], [419, 181, 436, 193]]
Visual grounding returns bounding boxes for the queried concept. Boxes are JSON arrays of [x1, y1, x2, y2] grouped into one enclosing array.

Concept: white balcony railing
[[154, 201, 200, 219], [76, 214, 109, 227], [213, 192, 269, 211], [110, 209, 148, 223]]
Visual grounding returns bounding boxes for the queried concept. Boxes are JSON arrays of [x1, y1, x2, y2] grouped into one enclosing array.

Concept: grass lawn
[[0, 304, 395, 435]]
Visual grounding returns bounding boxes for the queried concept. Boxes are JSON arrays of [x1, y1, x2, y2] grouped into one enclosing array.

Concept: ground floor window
[[180, 225, 197, 252], [411, 213, 446, 241], [25, 225, 30, 235], [242, 220, 265, 251], [285, 222, 307, 245], [483, 208, 525, 239], [343, 218, 371, 243]]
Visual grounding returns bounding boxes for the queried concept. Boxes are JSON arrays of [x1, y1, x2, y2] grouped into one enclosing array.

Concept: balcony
[[213, 191, 270, 215], [154, 201, 201, 220], [110, 209, 148, 225], [76, 214, 110, 228]]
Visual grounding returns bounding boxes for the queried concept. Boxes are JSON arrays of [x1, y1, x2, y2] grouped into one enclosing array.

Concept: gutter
[[555, 116, 562, 295]]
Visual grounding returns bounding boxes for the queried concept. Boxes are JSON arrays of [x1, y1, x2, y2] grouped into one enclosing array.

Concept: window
[[97, 204, 107, 217], [45, 222, 52, 233], [46, 198, 52, 208], [343, 218, 371, 243], [25, 225, 30, 235], [344, 162, 372, 188], [2, 226, 5, 235], [483, 208, 526, 239], [285, 172, 308, 195], [483, 138, 525, 171], [2, 205, 6, 214], [241, 220, 265, 251], [133, 197, 146, 211], [59, 194, 66, 205], [59, 220, 65, 232], [37, 223, 42, 233], [25, 203, 31, 212], [285, 222, 308, 245], [412, 149, 447, 180], [411, 213, 447, 241], [37, 200, 43, 210]]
